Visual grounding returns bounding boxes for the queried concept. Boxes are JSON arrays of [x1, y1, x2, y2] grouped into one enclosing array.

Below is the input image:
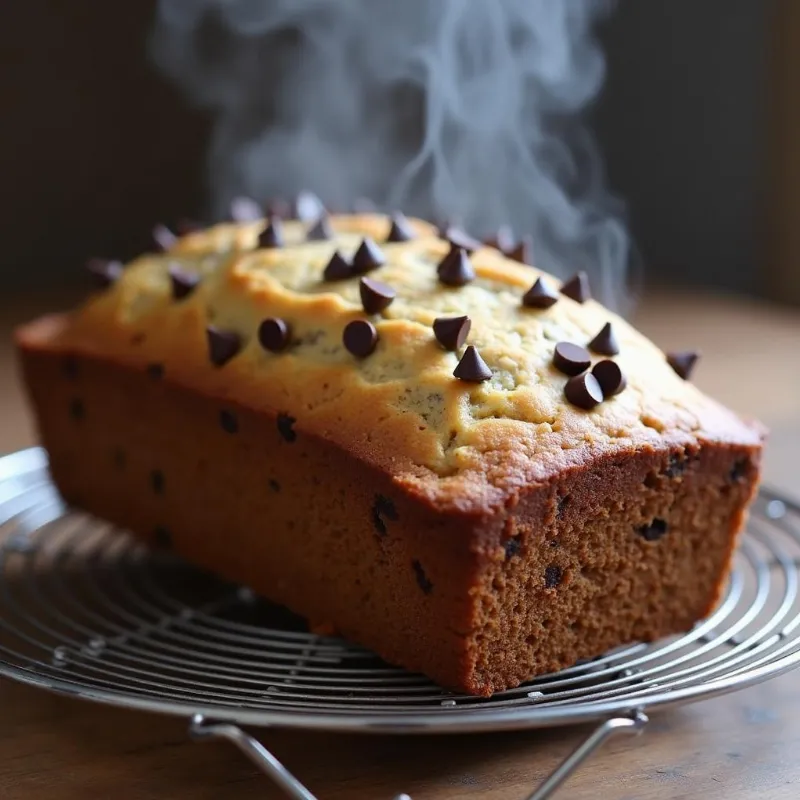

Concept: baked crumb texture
[[16, 212, 763, 695]]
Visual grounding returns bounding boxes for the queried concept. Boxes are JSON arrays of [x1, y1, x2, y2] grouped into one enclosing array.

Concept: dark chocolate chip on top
[[343, 319, 378, 357], [206, 327, 242, 367], [667, 351, 700, 381], [453, 345, 492, 382], [258, 318, 291, 352], [565, 373, 604, 410], [553, 342, 592, 376], [433, 316, 471, 351], [503, 236, 532, 265], [352, 237, 386, 273], [359, 277, 396, 314], [277, 413, 297, 442], [258, 217, 284, 248], [437, 247, 476, 287], [560, 271, 591, 303], [386, 212, 415, 243], [588, 322, 620, 356], [307, 214, 333, 241], [168, 264, 201, 300], [442, 226, 481, 254], [522, 277, 559, 309], [591, 360, 626, 396], [324, 250, 353, 281]]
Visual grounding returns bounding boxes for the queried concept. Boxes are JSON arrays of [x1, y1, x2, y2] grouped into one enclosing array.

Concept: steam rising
[[151, 0, 632, 306]]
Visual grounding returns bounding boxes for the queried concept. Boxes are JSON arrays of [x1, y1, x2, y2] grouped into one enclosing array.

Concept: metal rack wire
[[0, 447, 799, 799]]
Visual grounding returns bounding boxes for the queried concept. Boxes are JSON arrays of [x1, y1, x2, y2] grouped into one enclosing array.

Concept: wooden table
[[1, 292, 799, 800]]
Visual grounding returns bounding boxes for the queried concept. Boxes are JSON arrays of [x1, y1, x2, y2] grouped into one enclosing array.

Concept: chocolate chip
[[372, 494, 399, 536], [442, 226, 481, 254], [453, 345, 492, 382], [504, 236, 532, 265], [359, 277, 396, 314], [433, 315, 471, 351], [69, 398, 85, 422], [87, 258, 123, 290], [386, 212, 415, 242], [293, 191, 325, 221], [343, 319, 378, 357], [553, 342, 592, 376], [258, 217, 284, 248], [412, 560, 433, 594], [146, 363, 165, 380], [154, 526, 172, 549], [591, 360, 626, 396], [269, 479, 281, 493], [556, 494, 571, 519], [168, 265, 200, 300], [485, 225, 515, 251], [153, 223, 177, 251], [522, 277, 559, 309], [230, 196, 262, 222], [150, 470, 165, 495], [206, 327, 242, 367], [437, 247, 475, 287], [277, 413, 297, 443], [731, 459, 750, 482], [588, 322, 620, 356], [63, 357, 79, 380], [544, 565, 563, 588], [561, 271, 591, 303], [504, 538, 521, 559], [565, 373, 604, 410], [220, 410, 238, 434], [667, 351, 700, 381], [665, 453, 686, 478], [638, 519, 668, 542], [258, 318, 291, 352], [306, 214, 333, 241], [324, 250, 353, 281], [352, 237, 386, 273], [112, 448, 126, 470]]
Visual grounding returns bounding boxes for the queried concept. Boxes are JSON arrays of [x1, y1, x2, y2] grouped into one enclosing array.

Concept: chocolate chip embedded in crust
[[206, 327, 242, 367], [560, 271, 591, 303], [359, 277, 396, 314], [219, 410, 238, 434], [307, 214, 333, 241], [258, 217, 284, 248], [453, 346, 492, 382], [437, 247, 476, 287], [146, 363, 165, 380], [277, 413, 297, 443], [168, 265, 201, 300], [638, 518, 669, 542], [323, 250, 353, 281], [522, 277, 559, 309], [154, 526, 172, 549], [150, 470, 165, 495], [87, 258, 123, 290], [372, 494, 399, 536], [667, 351, 700, 381], [553, 342, 592, 376], [258, 318, 291, 352], [153, 223, 177, 251], [412, 560, 433, 594], [544, 565, 563, 588], [343, 319, 378, 358], [69, 398, 85, 422], [564, 373, 604, 410], [504, 538, 521, 559], [665, 454, 687, 478], [588, 322, 620, 356], [591, 360, 626, 396], [386, 212, 415, 243], [730, 459, 750, 482], [433, 315, 471, 351], [352, 237, 386, 273]]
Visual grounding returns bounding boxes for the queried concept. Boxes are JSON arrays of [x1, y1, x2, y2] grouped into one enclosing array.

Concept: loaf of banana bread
[[15, 210, 764, 695]]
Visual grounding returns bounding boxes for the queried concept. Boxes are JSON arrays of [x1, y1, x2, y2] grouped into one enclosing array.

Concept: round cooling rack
[[1, 448, 799, 800]]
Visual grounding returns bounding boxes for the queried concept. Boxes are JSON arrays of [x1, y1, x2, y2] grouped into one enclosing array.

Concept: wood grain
[[1, 292, 799, 799]]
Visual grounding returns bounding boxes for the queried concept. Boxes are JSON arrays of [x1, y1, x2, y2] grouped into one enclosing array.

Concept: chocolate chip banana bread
[[15, 210, 764, 695]]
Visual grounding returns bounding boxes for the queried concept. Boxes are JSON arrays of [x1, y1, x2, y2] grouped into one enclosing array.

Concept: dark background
[[0, 1, 770, 296]]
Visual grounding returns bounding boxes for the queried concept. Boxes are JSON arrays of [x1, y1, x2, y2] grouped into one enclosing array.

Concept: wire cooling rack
[[1, 448, 799, 799]]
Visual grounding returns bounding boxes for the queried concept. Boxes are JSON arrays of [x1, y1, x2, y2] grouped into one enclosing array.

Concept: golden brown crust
[[15, 213, 762, 518]]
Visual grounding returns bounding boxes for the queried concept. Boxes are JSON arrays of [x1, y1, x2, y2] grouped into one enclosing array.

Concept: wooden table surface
[[1, 291, 799, 800]]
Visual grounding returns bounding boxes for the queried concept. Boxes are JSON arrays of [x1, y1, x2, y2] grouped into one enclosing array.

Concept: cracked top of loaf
[[45, 212, 763, 515]]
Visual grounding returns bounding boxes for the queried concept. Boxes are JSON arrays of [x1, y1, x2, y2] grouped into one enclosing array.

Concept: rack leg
[[524, 711, 649, 800]]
